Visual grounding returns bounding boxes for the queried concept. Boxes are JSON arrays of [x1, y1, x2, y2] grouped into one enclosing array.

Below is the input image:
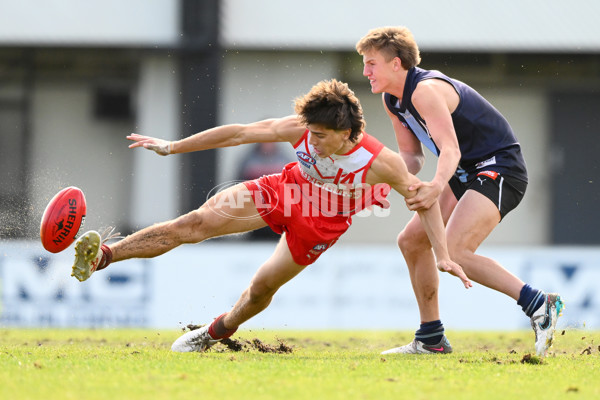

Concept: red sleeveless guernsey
[[244, 130, 390, 265]]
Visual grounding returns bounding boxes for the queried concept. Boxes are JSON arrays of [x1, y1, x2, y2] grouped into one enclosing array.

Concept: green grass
[[1, 329, 598, 400]]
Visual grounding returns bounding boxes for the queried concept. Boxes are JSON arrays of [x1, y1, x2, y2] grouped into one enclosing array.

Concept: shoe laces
[[100, 226, 123, 243]]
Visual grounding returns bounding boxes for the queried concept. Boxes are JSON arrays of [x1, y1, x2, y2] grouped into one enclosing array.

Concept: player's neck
[[336, 133, 363, 155], [387, 70, 408, 100]]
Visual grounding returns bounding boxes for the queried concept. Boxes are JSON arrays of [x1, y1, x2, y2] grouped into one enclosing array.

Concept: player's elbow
[[400, 152, 425, 175], [442, 146, 462, 164], [410, 156, 425, 175]]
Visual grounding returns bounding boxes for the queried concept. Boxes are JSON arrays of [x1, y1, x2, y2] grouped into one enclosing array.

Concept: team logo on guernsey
[[475, 156, 496, 169], [296, 151, 316, 168]]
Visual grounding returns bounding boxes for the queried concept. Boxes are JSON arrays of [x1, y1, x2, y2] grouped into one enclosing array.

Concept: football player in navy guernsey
[[357, 26, 564, 356], [71, 79, 471, 352]]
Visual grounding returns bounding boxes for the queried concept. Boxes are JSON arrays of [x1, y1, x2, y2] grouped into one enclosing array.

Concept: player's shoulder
[[368, 147, 400, 182], [414, 77, 450, 94], [273, 115, 305, 142], [359, 131, 384, 149]]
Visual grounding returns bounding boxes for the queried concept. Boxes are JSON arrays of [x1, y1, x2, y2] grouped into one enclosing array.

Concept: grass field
[[1, 328, 598, 400]]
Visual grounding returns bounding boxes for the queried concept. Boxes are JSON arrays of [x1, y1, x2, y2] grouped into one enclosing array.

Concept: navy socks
[[415, 285, 544, 344], [415, 320, 444, 345], [517, 284, 545, 317]]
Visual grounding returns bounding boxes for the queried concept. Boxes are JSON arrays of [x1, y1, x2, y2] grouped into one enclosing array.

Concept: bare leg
[[110, 183, 267, 262], [446, 190, 524, 300], [397, 184, 457, 323], [170, 235, 306, 352], [223, 234, 306, 329]]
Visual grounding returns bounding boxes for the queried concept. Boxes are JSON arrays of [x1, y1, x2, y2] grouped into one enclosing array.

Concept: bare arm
[[127, 115, 305, 155], [405, 80, 461, 210], [367, 148, 472, 289], [383, 94, 425, 175]]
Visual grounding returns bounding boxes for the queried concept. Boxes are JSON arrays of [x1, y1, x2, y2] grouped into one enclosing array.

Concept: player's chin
[[369, 82, 382, 93]]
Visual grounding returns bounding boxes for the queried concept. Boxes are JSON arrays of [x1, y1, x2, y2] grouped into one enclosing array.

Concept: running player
[[356, 26, 564, 356], [70, 79, 471, 352]]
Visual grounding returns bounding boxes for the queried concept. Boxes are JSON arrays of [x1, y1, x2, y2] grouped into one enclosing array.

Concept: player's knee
[[397, 227, 429, 254], [247, 279, 277, 304], [448, 243, 474, 267]]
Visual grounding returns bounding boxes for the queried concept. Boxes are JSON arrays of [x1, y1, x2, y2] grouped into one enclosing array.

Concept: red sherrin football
[[40, 186, 87, 253]]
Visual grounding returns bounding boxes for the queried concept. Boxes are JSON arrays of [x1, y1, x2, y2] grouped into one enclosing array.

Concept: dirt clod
[[252, 338, 293, 353], [221, 338, 247, 352], [185, 324, 203, 332], [218, 337, 293, 354], [520, 353, 542, 364], [180, 325, 293, 353]]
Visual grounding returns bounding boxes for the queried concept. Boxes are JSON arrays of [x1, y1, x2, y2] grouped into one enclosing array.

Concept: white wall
[[481, 88, 550, 244], [20, 55, 182, 236], [2, 0, 598, 50], [0, 0, 179, 46], [29, 82, 134, 236], [221, 0, 600, 52], [131, 55, 182, 229]]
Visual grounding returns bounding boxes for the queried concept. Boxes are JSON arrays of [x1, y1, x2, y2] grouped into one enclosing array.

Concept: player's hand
[[404, 181, 442, 211], [437, 259, 472, 289], [127, 133, 171, 156]]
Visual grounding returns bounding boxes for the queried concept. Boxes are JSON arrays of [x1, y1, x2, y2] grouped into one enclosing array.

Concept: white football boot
[[531, 293, 565, 356], [381, 336, 453, 355], [71, 227, 119, 282], [171, 325, 220, 352]]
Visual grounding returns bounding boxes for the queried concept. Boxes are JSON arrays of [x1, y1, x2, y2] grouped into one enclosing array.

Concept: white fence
[[0, 241, 598, 331]]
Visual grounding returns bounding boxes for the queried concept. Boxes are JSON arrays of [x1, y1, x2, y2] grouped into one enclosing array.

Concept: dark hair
[[294, 79, 364, 142], [356, 26, 421, 70]]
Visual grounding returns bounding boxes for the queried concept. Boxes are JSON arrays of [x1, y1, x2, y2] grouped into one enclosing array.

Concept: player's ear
[[392, 57, 402, 71]]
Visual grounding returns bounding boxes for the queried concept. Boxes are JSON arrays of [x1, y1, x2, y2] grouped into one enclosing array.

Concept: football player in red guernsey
[[71, 79, 471, 352]]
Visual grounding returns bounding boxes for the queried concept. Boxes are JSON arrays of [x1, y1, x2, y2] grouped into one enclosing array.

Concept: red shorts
[[244, 164, 352, 266]]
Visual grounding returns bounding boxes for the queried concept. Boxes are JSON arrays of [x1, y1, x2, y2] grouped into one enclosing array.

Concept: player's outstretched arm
[[367, 148, 472, 289], [127, 115, 304, 155]]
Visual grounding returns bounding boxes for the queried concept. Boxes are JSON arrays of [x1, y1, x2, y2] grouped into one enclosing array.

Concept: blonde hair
[[356, 26, 421, 70]]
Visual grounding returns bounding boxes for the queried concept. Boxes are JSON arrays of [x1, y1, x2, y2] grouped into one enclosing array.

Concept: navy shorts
[[449, 170, 527, 220]]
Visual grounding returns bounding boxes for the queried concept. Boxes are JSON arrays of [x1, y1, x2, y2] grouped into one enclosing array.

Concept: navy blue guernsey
[[384, 67, 528, 182]]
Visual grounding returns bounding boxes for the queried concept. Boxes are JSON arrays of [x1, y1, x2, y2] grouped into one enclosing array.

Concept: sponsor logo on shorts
[[308, 243, 330, 257], [477, 170, 499, 180], [296, 151, 316, 168]]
